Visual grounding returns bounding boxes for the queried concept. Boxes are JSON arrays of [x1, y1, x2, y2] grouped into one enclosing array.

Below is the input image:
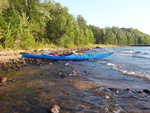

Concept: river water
[[74, 46, 150, 89]]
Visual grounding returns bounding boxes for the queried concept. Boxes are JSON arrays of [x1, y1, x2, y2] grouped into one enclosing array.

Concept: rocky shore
[[0, 47, 91, 84], [0, 47, 91, 70], [0, 48, 150, 113]]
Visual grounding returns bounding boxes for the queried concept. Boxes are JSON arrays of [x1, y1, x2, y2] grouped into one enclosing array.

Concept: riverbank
[[0, 44, 117, 70], [0, 61, 150, 113], [0, 46, 150, 113]]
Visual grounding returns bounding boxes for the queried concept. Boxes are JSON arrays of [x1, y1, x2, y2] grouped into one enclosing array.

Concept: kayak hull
[[22, 52, 113, 61]]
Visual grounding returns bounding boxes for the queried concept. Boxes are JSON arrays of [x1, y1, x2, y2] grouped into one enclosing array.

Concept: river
[[73, 46, 150, 89]]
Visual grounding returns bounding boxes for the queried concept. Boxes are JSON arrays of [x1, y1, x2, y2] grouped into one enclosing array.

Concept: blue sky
[[54, 0, 150, 34]]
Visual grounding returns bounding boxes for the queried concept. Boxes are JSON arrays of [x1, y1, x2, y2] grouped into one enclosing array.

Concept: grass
[[0, 43, 118, 52]]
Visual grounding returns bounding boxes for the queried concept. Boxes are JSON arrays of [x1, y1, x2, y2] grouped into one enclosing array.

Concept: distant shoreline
[[130, 44, 150, 46]]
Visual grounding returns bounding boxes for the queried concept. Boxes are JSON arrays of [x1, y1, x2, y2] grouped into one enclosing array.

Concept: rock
[[58, 71, 66, 78], [105, 95, 110, 99], [137, 90, 143, 93], [68, 71, 78, 77], [83, 70, 88, 74], [112, 105, 124, 113], [116, 90, 119, 94], [125, 88, 130, 91], [65, 63, 69, 66], [49, 63, 53, 65], [68, 73, 72, 77], [58, 71, 63, 76], [108, 88, 119, 94], [49, 105, 60, 113], [72, 71, 78, 76], [143, 89, 150, 95], [0, 77, 7, 83]]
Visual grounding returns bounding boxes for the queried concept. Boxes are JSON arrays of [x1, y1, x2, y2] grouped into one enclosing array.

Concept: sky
[[54, 0, 150, 35]]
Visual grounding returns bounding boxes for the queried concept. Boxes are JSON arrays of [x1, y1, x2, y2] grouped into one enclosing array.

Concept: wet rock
[[125, 88, 130, 91], [137, 90, 143, 93], [68, 71, 79, 77], [65, 63, 70, 66], [83, 70, 88, 74], [58, 71, 66, 78], [143, 89, 150, 95], [108, 88, 119, 94], [49, 105, 60, 113], [112, 105, 125, 113], [105, 95, 110, 99], [0, 77, 7, 83], [96, 46, 100, 48], [94, 87, 114, 100], [49, 62, 53, 65], [72, 71, 78, 76], [76, 104, 87, 111]]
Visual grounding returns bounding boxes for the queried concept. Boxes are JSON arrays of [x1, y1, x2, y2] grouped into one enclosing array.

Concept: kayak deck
[[22, 52, 113, 61]]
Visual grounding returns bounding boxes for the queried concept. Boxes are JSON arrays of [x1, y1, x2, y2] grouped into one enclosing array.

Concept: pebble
[[58, 71, 66, 78], [83, 70, 88, 74], [72, 71, 78, 76], [0, 77, 7, 83], [65, 63, 70, 66], [68, 73, 72, 77], [113, 107, 123, 113], [49, 105, 60, 113], [105, 95, 110, 99], [108, 88, 119, 94], [116, 90, 119, 94]]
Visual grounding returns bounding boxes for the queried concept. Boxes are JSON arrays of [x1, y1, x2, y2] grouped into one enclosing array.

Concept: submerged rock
[[49, 105, 60, 113], [105, 95, 110, 99], [143, 89, 150, 95], [108, 88, 119, 94], [72, 71, 78, 76]]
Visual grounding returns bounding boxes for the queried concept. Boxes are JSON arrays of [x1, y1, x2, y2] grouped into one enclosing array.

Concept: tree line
[[89, 25, 150, 45], [0, 0, 150, 49]]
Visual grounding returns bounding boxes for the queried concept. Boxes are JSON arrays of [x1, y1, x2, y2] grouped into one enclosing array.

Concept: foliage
[[89, 25, 150, 45], [0, 0, 150, 49]]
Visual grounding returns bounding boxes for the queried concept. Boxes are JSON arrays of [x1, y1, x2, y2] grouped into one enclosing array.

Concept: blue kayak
[[22, 52, 113, 61]]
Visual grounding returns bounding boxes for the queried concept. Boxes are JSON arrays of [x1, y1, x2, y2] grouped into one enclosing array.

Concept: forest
[[0, 0, 150, 49]]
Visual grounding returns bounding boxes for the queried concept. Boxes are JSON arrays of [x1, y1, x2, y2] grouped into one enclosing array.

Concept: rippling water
[[78, 46, 150, 89], [94, 46, 150, 79]]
